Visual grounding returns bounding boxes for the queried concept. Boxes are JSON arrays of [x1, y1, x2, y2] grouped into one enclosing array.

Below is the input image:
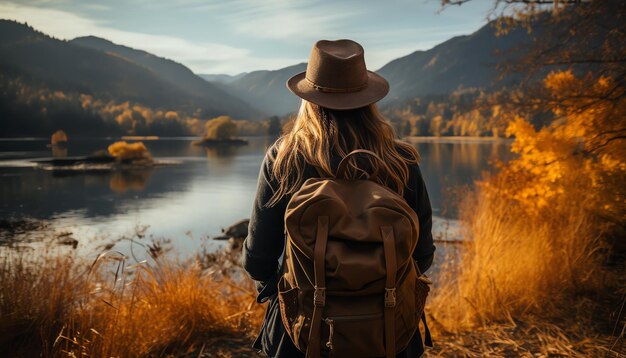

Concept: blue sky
[[0, 0, 494, 75]]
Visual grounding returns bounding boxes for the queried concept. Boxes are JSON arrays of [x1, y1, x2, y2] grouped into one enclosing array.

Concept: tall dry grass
[[424, 169, 625, 357], [0, 250, 263, 357], [428, 173, 613, 331], [423, 70, 626, 355]]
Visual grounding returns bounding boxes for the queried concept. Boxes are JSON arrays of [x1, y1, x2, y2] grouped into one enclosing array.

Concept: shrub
[[107, 141, 152, 162], [204, 116, 238, 140]]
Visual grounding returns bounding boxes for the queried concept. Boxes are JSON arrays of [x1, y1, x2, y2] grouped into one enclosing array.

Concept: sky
[[0, 0, 495, 75]]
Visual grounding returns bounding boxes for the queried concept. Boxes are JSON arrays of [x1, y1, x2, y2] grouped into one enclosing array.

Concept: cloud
[[188, 0, 358, 40], [0, 0, 489, 74], [0, 1, 293, 74], [80, 3, 111, 12]]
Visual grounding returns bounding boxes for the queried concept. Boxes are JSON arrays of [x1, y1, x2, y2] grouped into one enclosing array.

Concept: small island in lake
[[34, 140, 178, 170], [193, 115, 249, 146]]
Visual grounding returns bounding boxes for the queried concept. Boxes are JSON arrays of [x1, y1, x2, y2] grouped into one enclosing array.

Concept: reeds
[[0, 250, 263, 357], [426, 171, 623, 356]]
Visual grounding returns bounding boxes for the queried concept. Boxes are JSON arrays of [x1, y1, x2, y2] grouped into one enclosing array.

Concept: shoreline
[[406, 136, 513, 143]]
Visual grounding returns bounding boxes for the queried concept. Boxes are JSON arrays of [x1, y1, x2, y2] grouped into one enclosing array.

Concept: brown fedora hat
[[286, 39, 389, 110]]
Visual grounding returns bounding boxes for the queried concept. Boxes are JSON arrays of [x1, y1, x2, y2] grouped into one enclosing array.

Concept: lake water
[[0, 137, 512, 258]]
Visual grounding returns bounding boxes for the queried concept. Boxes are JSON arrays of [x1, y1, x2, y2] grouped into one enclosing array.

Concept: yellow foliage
[[492, 72, 626, 221], [165, 111, 179, 121], [204, 115, 238, 140], [430, 70, 624, 332], [108, 141, 152, 162]]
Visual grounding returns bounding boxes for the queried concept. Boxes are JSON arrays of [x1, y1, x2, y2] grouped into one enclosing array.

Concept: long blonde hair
[[267, 100, 419, 206]]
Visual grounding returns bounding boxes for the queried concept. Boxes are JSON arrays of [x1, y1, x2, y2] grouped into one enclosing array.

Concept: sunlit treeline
[[384, 89, 509, 137], [0, 74, 280, 138]]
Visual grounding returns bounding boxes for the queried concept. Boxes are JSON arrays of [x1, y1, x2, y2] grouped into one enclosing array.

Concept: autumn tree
[[428, 1, 625, 348], [441, 0, 626, 220], [204, 115, 238, 140]]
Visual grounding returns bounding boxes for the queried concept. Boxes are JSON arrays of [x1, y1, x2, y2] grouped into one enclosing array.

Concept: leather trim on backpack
[[277, 284, 299, 339]]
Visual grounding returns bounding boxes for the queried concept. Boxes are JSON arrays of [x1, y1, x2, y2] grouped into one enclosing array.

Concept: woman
[[242, 39, 435, 357]]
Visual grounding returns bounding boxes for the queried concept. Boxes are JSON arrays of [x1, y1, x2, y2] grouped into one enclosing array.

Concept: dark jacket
[[242, 143, 436, 358]]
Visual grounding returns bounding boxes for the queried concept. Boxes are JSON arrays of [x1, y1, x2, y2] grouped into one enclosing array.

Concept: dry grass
[[431, 184, 606, 328], [426, 172, 624, 356], [425, 319, 617, 357], [0, 249, 264, 357], [1, 168, 623, 357]]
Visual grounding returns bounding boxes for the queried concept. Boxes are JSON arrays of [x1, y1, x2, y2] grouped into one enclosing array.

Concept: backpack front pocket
[[321, 313, 385, 356], [277, 286, 299, 339]]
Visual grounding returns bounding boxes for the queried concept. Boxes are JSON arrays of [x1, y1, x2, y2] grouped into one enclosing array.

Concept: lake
[[0, 137, 513, 258]]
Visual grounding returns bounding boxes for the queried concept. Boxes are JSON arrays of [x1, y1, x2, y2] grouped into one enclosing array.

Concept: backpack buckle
[[314, 287, 326, 307], [384, 288, 396, 307]]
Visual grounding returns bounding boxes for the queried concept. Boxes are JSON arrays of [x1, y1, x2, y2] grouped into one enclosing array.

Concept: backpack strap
[[336, 149, 394, 181], [421, 312, 433, 347], [306, 216, 329, 358], [381, 226, 397, 358]]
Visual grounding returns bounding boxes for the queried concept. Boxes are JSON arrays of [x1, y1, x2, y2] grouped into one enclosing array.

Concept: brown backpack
[[278, 149, 431, 358]]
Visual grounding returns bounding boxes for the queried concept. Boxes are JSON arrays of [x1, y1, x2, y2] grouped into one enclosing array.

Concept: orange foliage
[[485, 71, 625, 222], [108, 141, 153, 162], [429, 71, 623, 332], [50, 130, 67, 145]]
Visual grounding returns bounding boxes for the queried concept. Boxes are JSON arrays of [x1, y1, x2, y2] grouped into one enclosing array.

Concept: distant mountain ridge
[[377, 21, 528, 103], [0, 20, 260, 119], [198, 73, 247, 84], [1, 17, 536, 123], [201, 20, 532, 116], [69, 36, 260, 118], [213, 63, 307, 116]]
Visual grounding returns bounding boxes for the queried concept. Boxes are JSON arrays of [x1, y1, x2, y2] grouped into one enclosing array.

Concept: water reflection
[[410, 139, 513, 217], [203, 144, 245, 159], [109, 170, 153, 193], [0, 137, 512, 244], [50, 144, 67, 158], [0, 164, 187, 220]]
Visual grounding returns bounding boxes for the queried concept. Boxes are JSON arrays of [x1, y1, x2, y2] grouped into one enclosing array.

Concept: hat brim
[[286, 71, 389, 110]]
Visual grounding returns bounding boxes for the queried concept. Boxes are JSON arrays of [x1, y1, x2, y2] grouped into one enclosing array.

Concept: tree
[[441, 0, 625, 219], [401, 119, 413, 138], [108, 141, 153, 163], [204, 115, 238, 140], [51, 130, 68, 145], [267, 116, 282, 136], [430, 0, 625, 336]]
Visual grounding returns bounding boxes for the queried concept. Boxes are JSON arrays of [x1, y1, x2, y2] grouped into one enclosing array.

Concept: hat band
[[305, 77, 368, 93]]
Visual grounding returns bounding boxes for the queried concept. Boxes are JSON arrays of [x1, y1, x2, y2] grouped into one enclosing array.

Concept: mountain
[[0, 18, 534, 124], [219, 63, 307, 116], [0, 20, 260, 119], [199, 73, 247, 84], [68, 36, 261, 118], [377, 21, 528, 103], [210, 20, 531, 116]]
